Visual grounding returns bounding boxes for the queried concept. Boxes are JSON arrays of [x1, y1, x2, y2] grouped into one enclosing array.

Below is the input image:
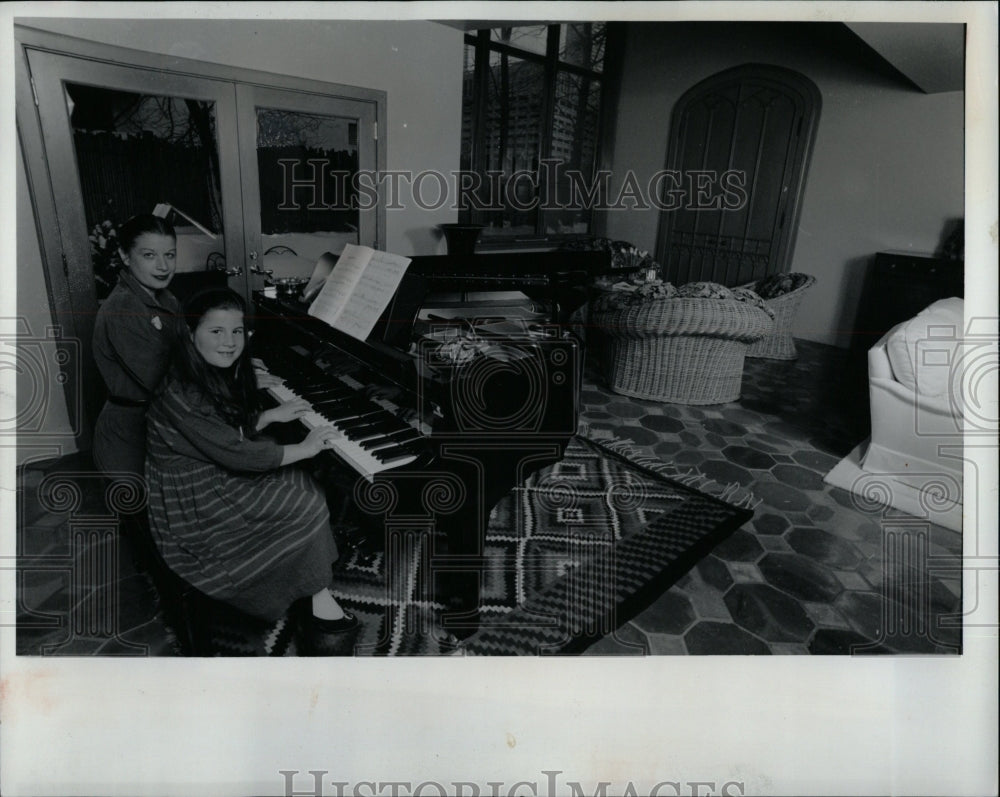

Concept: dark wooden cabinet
[[852, 251, 964, 351]]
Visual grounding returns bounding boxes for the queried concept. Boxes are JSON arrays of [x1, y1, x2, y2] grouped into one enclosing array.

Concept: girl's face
[[121, 232, 177, 292], [192, 307, 245, 369]]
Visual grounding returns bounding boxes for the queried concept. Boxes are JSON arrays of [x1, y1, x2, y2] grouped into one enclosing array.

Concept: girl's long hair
[[172, 287, 260, 430]]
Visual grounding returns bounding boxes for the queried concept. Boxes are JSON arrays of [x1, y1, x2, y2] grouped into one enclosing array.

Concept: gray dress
[[145, 379, 338, 621], [91, 270, 179, 477]]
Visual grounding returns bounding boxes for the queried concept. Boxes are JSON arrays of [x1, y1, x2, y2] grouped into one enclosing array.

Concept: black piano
[[251, 251, 606, 638]]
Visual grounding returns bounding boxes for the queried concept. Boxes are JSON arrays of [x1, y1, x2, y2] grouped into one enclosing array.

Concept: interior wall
[[605, 22, 965, 348], [15, 138, 80, 462], [17, 18, 466, 256]]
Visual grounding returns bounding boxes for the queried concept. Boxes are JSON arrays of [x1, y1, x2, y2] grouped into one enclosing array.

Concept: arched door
[[655, 64, 821, 286]]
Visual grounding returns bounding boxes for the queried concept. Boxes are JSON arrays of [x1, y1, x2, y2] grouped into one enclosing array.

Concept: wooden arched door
[[654, 64, 821, 286]]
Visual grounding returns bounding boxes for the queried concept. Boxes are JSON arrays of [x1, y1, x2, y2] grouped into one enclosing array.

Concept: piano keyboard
[[259, 366, 422, 481]]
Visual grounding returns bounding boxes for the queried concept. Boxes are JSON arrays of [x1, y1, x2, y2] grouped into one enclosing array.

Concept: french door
[[26, 48, 246, 306], [19, 35, 382, 435]]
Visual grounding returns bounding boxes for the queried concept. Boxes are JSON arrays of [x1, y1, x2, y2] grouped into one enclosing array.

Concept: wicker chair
[[740, 273, 816, 360], [590, 297, 774, 404]]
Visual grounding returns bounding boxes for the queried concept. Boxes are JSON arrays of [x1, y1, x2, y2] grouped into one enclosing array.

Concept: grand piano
[[251, 250, 608, 638]]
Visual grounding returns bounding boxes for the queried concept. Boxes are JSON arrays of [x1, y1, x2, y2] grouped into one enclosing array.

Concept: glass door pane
[[26, 49, 245, 305], [236, 85, 378, 289], [65, 83, 227, 300]]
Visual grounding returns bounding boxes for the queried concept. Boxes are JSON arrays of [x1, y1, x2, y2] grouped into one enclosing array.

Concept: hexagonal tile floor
[[580, 340, 962, 656], [16, 340, 963, 656]]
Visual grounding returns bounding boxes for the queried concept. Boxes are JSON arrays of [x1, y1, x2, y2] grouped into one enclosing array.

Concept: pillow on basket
[[731, 286, 776, 318], [675, 281, 734, 299], [755, 272, 812, 300], [591, 279, 677, 311]]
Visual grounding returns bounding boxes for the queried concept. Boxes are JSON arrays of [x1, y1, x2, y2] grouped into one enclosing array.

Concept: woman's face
[[121, 232, 177, 292], [192, 307, 245, 369]]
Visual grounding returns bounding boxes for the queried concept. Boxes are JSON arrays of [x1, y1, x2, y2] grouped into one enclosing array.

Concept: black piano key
[[296, 387, 355, 401], [361, 430, 421, 451], [343, 421, 401, 441], [293, 378, 351, 389], [348, 422, 403, 439], [335, 411, 391, 430], [359, 423, 416, 442], [373, 442, 426, 464], [312, 397, 372, 414], [315, 409, 370, 426], [349, 430, 391, 445], [339, 406, 393, 420], [320, 408, 377, 425]]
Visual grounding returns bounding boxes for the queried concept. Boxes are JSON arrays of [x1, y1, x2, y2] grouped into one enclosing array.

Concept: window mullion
[[592, 22, 625, 238], [536, 25, 560, 236], [473, 31, 491, 225]]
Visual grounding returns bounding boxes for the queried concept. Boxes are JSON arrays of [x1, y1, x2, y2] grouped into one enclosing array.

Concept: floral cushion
[[591, 279, 677, 311], [755, 272, 812, 300], [675, 281, 734, 299], [730, 286, 775, 318], [593, 278, 780, 315], [560, 237, 660, 273]]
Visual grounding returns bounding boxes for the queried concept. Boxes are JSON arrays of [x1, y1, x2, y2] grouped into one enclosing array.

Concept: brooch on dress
[[151, 315, 163, 330]]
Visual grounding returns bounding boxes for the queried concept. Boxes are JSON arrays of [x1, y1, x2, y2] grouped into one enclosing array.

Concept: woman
[[145, 287, 358, 655], [92, 214, 180, 477]]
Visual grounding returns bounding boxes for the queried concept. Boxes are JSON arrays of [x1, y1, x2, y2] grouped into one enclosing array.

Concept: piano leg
[[334, 441, 570, 644], [430, 442, 568, 640]]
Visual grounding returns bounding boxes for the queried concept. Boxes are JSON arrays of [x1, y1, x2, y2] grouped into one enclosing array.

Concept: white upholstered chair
[[862, 297, 965, 511]]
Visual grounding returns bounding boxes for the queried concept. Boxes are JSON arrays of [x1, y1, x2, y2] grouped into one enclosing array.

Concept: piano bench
[[120, 514, 288, 656]]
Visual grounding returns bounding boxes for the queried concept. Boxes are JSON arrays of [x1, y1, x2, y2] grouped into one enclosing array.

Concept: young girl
[[144, 287, 357, 654], [92, 214, 180, 476]]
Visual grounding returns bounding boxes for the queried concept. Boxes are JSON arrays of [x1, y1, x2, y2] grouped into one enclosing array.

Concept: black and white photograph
[[1, 2, 996, 795]]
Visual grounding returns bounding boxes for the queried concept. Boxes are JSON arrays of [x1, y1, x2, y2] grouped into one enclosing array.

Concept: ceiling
[[439, 20, 965, 94], [846, 22, 964, 93]]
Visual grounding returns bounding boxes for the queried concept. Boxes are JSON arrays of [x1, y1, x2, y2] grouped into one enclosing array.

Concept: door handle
[[247, 249, 272, 276]]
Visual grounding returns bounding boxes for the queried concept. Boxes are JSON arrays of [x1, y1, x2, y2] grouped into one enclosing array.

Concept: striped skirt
[[146, 459, 338, 621]]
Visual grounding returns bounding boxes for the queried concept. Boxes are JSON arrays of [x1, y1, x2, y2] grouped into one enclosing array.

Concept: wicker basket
[[742, 274, 816, 360], [590, 297, 774, 404]]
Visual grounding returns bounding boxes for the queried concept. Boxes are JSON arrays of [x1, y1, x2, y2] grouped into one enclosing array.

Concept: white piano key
[[260, 369, 418, 480]]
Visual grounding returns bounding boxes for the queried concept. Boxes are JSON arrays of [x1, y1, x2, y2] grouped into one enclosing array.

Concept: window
[[460, 23, 618, 245]]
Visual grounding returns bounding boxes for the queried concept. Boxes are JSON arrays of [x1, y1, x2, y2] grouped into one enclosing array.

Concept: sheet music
[[306, 244, 411, 341], [301, 251, 341, 302], [334, 250, 412, 340]]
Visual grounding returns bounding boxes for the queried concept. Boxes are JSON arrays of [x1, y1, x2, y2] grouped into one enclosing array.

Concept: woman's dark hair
[[172, 287, 259, 430], [118, 214, 176, 255]]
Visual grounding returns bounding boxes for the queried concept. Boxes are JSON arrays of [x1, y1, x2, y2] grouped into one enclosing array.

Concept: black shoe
[[310, 611, 359, 634], [296, 610, 360, 657]]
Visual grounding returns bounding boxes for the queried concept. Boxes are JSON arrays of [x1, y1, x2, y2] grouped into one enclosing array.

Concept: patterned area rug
[[326, 435, 752, 656], [121, 435, 754, 656]]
